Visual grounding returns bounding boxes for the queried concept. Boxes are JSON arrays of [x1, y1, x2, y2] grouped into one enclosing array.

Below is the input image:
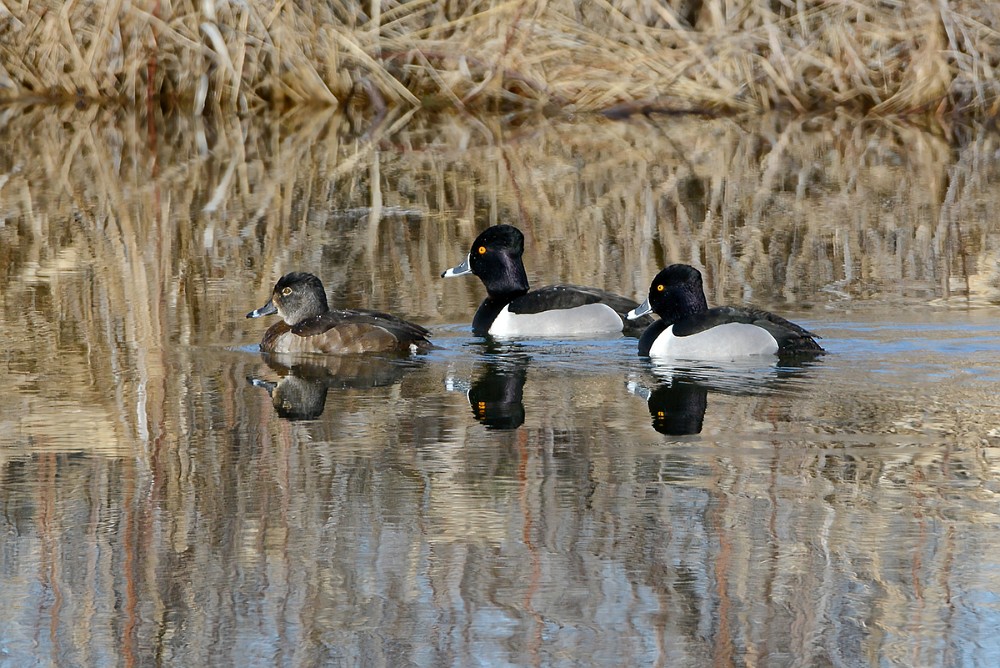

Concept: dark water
[[2, 108, 1000, 666]]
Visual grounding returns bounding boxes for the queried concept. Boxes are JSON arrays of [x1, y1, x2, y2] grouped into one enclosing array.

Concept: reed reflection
[[247, 352, 419, 421]]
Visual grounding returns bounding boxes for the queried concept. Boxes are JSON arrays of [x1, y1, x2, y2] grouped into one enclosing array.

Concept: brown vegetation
[[1, 1, 998, 118]]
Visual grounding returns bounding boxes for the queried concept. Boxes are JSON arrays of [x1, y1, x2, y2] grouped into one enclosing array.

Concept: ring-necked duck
[[247, 272, 431, 354], [441, 224, 652, 337], [627, 264, 823, 359]]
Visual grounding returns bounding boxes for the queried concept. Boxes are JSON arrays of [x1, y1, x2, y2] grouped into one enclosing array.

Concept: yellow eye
[[477, 246, 487, 255], [656, 284, 664, 292], [281, 287, 292, 296]]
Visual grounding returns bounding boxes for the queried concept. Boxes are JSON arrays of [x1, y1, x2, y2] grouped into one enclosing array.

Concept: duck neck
[[485, 257, 529, 300], [662, 290, 708, 324]]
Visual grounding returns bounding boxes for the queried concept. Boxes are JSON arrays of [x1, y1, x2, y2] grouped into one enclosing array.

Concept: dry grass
[[1, 1, 998, 118]]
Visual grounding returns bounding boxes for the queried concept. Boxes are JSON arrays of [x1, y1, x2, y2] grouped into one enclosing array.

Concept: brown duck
[[247, 272, 431, 354]]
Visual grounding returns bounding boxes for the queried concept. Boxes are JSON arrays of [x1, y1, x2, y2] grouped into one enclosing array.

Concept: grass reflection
[[2, 109, 1000, 665]]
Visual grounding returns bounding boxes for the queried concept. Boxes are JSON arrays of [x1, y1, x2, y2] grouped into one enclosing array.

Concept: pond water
[[2, 107, 1000, 666]]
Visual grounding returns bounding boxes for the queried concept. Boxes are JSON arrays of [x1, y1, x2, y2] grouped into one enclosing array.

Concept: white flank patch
[[649, 323, 779, 360], [489, 303, 623, 337]]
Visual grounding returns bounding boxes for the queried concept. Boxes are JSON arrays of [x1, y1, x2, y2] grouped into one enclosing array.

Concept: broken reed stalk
[[0, 1, 998, 119]]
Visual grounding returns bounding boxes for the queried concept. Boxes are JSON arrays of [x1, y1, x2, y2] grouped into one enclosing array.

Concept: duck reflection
[[248, 353, 415, 421], [467, 359, 528, 430], [447, 345, 529, 430], [629, 378, 709, 435], [629, 359, 819, 435]]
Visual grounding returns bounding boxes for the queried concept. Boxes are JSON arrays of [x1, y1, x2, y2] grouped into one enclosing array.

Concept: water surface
[[2, 108, 1000, 666]]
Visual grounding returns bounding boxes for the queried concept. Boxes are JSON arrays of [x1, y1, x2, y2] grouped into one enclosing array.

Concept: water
[[2, 107, 1000, 666]]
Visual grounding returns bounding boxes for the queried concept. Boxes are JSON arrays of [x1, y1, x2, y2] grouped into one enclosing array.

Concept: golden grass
[[1, 1, 998, 118]]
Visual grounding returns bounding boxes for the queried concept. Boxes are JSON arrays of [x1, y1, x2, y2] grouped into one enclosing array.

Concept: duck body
[[442, 224, 651, 337], [629, 265, 822, 360], [473, 286, 639, 337], [247, 272, 431, 355]]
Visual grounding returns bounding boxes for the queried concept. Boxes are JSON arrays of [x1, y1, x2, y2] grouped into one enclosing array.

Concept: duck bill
[[246, 299, 278, 319], [247, 376, 277, 395], [441, 254, 473, 278], [625, 379, 652, 401], [627, 298, 653, 320]]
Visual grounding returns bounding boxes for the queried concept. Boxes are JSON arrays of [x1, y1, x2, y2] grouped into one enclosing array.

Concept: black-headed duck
[[627, 264, 823, 359], [441, 224, 652, 337]]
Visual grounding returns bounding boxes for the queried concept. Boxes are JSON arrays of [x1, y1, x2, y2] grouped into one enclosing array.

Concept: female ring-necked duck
[[627, 264, 823, 359], [247, 272, 431, 354], [441, 224, 652, 337]]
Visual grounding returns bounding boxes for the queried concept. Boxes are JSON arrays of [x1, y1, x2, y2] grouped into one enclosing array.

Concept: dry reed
[[1, 1, 998, 118]]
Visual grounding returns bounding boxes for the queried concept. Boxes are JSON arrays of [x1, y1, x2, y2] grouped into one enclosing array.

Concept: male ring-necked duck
[[441, 224, 652, 337], [247, 272, 431, 354], [627, 264, 823, 359]]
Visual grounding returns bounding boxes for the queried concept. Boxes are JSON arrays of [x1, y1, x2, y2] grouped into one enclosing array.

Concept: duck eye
[[477, 246, 487, 255], [281, 287, 293, 296], [656, 284, 664, 292]]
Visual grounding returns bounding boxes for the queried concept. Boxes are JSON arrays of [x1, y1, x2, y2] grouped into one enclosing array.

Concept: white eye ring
[[281, 287, 292, 296]]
